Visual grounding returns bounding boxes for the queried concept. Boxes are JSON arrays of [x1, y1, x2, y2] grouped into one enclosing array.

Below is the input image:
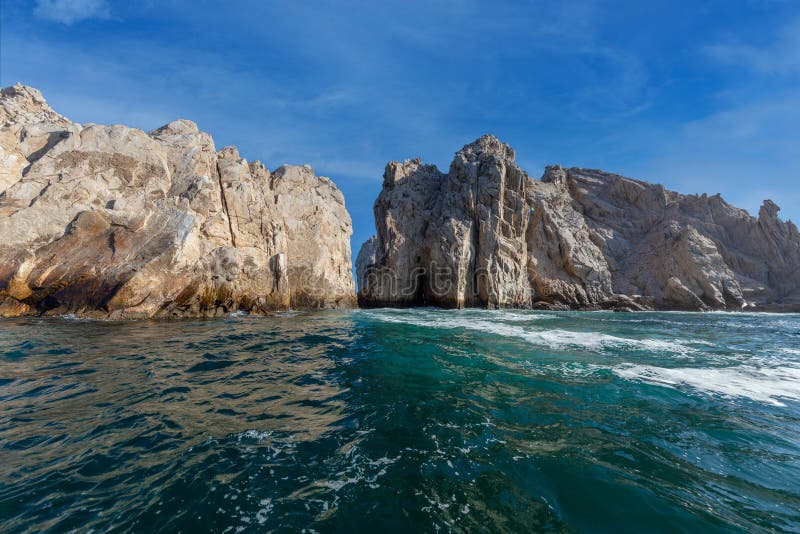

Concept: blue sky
[[2, 0, 799, 255]]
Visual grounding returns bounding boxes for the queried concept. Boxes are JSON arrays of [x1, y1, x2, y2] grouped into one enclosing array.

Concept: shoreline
[[3, 306, 800, 322]]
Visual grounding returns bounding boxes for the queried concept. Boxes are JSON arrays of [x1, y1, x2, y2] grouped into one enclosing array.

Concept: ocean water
[[1, 309, 799, 533]]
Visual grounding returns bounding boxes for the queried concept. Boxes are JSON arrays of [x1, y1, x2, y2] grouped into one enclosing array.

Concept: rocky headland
[[0, 84, 355, 318], [357, 135, 800, 312], [2, 84, 798, 317]]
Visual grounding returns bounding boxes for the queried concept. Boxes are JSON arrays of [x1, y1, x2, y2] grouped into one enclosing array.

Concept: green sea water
[[1, 309, 799, 532]]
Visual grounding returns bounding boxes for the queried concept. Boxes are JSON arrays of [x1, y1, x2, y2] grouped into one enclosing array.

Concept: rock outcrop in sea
[[0, 84, 355, 318], [357, 135, 800, 312]]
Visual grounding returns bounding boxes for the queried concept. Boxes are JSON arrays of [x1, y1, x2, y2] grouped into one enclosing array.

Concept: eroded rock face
[[0, 83, 355, 318], [359, 159, 444, 306], [427, 136, 531, 308], [358, 135, 800, 311]]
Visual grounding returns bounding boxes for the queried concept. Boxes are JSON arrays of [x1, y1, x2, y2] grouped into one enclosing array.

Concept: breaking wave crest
[[613, 363, 800, 407], [364, 308, 800, 408]]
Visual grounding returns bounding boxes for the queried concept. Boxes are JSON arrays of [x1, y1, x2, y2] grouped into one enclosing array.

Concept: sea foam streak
[[367, 309, 800, 407], [364, 309, 694, 354], [613, 364, 800, 406]]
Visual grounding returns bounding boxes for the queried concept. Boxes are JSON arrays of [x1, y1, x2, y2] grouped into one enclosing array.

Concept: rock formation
[[0, 83, 355, 318], [357, 135, 800, 312]]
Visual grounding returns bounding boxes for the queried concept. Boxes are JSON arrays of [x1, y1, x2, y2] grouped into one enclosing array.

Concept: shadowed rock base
[[357, 136, 800, 312]]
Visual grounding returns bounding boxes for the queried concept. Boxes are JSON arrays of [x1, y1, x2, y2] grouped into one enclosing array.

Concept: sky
[[1, 0, 799, 256]]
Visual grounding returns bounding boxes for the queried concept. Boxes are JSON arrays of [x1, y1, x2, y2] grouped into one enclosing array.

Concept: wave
[[364, 309, 695, 354], [613, 363, 800, 407]]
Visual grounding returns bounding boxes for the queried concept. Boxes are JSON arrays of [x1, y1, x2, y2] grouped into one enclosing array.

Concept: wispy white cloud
[[33, 0, 110, 25], [704, 17, 800, 75]]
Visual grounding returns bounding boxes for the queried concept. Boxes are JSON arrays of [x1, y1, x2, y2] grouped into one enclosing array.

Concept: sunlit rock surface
[[358, 135, 800, 312], [0, 84, 355, 318]]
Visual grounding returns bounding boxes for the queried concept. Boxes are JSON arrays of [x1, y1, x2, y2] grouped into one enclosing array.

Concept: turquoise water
[[1, 309, 799, 532]]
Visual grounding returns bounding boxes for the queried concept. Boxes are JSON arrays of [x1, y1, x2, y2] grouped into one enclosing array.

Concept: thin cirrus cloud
[[33, 0, 110, 25], [704, 17, 800, 75]]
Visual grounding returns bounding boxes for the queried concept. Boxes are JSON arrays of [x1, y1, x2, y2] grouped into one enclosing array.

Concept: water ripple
[[1, 310, 799, 532]]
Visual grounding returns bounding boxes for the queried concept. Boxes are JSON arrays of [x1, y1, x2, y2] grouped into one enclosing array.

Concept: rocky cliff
[[0, 84, 355, 318], [357, 135, 800, 312]]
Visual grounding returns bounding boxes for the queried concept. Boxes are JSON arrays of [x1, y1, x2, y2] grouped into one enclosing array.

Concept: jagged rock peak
[[541, 164, 568, 183], [760, 199, 781, 220], [1, 83, 47, 102], [149, 119, 199, 137], [382, 158, 443, 188], [218, 145, 242, 160], [456, 134, 515, 162], [0, 82, 70, 127]]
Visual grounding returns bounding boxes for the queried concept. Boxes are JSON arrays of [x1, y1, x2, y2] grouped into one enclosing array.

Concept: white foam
[[366, 310, 693, 354], [321, 454, 398, 492], [460, 309, 551, 322], [520, 361, 607, 378], [255, 500, 273, 525], [275, 310, 303, 317], [613, 363, 800, 406], [236, 429, 273, 442], [58, 313, 110, 322]]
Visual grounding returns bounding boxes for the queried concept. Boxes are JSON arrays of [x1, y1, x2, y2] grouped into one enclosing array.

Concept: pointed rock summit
[[357, 136, 800, 312], [0, 83, 70, 127], [457, 134, 516, 162], [0, 84, 355, 318]]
